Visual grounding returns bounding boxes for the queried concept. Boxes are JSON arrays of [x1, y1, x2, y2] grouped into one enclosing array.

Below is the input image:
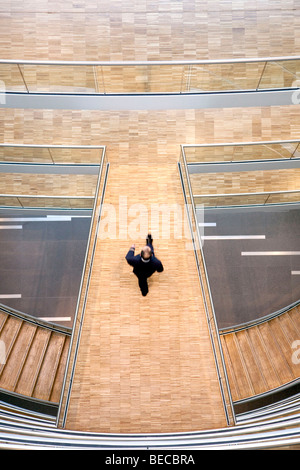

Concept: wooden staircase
[[220, 305, 300, 402], [0, 309, 71, 405]]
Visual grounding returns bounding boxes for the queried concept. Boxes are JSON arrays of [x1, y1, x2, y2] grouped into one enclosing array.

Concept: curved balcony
[[0, 56, 299, 111], [179, 140, 300, 428], [0, 56, 299, 95]]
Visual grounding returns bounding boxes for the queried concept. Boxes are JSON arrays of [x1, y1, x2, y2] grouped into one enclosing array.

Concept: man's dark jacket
[[125, 248, 164, 278]]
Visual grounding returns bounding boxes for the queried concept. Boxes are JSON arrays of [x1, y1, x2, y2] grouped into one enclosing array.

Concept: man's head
[[141, 245, 152, 261]]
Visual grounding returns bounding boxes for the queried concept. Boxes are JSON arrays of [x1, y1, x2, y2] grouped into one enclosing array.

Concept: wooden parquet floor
[[64, 162, 228, 433]]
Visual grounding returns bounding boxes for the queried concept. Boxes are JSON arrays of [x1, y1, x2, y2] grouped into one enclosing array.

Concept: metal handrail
[[1, 411, 300, 449], [194, 189, 300, 198], [0, 303, 72, 335], [0, 144, 105, 148], [183, 139, 300, 148], [220, 299, 300, 334], [0, 55, 299, 65], [0, 194, 93, 198]]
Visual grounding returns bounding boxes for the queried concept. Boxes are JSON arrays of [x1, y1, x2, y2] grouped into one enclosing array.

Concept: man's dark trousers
[[139, 243, 154, 296], [138, 275, 149, 296]]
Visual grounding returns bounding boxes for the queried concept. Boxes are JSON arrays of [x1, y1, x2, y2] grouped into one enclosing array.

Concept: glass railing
[[0, 194, 94, 209], [183, 140, 300, 164], [0, 144, 105, 210], [0, 56, 299, 94], [0, 144, 104, 164], [182, 140, 300, 208], [194, 189, 300, 208], [178, 148, 235, 426]]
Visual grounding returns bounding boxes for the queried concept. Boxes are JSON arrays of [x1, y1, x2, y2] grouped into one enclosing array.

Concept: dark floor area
[[198, 204, 300, 329], [0, 210, 91, 327]]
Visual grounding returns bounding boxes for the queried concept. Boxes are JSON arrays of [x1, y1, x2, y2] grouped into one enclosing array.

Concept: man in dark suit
[[125, 234, 164, 296]]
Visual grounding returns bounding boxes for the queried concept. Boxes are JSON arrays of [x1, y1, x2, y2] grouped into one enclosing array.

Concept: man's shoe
[[146, 233, 153, 245]]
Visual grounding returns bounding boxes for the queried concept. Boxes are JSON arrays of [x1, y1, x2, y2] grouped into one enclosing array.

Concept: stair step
[[247, 326, 280, 390], [258, 322, 294, 384], [235, 329, 268, 396], [269, 317, 300, 378], [0, 313, 8, 331], [222, 333, 254, 400], [0, 317, 23, 376], [220, 336, 241, 400], [0, 322, 37, 391], [14, 328, 52, 397], [33, 332, 68, 402], [49, 336, 70, 403]]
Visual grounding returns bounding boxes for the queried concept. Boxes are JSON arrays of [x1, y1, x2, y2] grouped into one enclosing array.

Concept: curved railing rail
[[233, 379, 300, 420], [1, 411, 300, 449], [0, 303, 71, 335], [0, 389, 59, 418], [219, 299, 300, 334], [0, 56, 299, 95], [0, 399, 57, 426], [235, 388, 300, 424]]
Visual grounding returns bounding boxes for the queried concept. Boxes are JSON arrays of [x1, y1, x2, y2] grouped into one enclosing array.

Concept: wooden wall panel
[[0, 1, 299, 61], [0, 106, 299, 153], [0, 173, 98, 197]]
